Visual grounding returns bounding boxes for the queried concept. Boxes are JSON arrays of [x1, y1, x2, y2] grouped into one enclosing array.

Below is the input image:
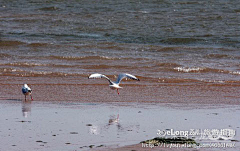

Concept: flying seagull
[[88, 73, 140, 95], [22, 84, 33, 101]]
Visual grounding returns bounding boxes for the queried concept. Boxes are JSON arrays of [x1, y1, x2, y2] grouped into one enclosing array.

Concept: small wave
[[0, 68, 24, 75], [0, 68, 85, 77], [78, 33, 101, 38], [174, 67, 229, 74], [44, 32, 102, 40], [204, 80, 226, 84], [174, 67, 205, 73], [4, 62, 46, 67], [174, 67, 240, 76], [49, 55, 117, 61], [230, 71, 240, 75], [159, 78, 240, 85], [173, 67, 231, 74], [27, 71, 70, 77]]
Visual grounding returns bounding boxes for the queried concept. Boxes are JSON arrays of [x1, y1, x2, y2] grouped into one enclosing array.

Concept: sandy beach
[[1, 0, 240, 150], [0, 99, 239, 151], [1, 76, 240, 104]]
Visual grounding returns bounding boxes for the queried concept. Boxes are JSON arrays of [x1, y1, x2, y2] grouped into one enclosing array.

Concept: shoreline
[[0, 100, 239, 151], [1, 80, 240, 105]]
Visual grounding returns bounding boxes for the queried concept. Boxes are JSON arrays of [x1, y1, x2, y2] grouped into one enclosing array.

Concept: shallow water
[[0, 100, 239, 150]]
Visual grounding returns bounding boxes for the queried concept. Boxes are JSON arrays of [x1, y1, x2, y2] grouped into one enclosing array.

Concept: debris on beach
[[141, 137, 198, 146], [70, 132, 78, 134], [80, 144, 106, 149], [16, 120, 31, 123]]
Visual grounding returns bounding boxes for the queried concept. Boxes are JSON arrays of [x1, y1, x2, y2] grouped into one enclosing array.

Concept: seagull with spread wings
[[88, 73, 140, 95]]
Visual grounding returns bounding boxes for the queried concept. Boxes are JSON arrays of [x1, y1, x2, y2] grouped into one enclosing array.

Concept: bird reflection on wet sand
[[22, 101, 31, 118], [88, 114, 123, 135], [108, 114, 119, 124], [105, 114, 123, 131]]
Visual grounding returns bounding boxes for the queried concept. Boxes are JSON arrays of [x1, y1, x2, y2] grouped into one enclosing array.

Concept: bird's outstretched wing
[[115, 73, 140, 84], [88, 73, 113, 85]]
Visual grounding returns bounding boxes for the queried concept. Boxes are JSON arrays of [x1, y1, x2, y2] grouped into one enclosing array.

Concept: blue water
[[0, 0, 239, 47]]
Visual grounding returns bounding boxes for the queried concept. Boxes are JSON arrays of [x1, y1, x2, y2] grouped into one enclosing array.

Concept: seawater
[[0, 0, 239, 85]]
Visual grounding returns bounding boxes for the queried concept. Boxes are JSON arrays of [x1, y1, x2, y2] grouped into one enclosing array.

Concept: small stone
[[36, 140, 43, 143]]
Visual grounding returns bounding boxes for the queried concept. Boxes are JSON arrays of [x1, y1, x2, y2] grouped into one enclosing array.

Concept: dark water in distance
[[0, 0, 240, 85], [1, 0, 240, 46]]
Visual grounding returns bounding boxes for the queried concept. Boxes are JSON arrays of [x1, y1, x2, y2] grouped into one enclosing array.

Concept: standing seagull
[[88, 73, 140, 95], [22, 84, 33, 101]]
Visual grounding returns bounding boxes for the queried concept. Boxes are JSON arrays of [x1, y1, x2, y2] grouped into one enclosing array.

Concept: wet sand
[[0, 100, 239, 151], [0, 75, 240, 151], [1, 75, 240, 105]]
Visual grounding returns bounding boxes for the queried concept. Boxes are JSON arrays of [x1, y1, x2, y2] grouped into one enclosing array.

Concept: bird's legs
[[25, 95, 26, 101], [30, 95, 33, 101], [117, 89, 120, 95], [117, 114, 119, 122]]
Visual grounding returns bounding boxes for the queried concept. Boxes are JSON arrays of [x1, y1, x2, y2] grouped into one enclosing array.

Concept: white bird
[[88, 73, 140, 95], [22, 84, 33, 101]]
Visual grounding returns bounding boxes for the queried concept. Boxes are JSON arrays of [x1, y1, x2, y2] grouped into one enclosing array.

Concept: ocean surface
[[0, 0, 239, 102]]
